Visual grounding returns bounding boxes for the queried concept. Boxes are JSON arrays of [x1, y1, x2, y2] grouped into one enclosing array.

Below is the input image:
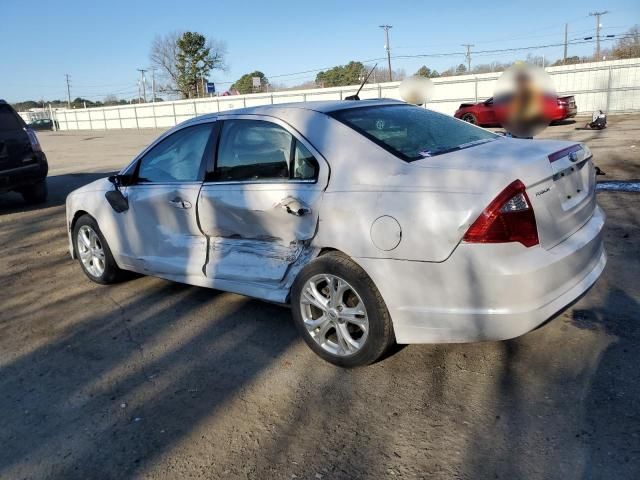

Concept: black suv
[[28, 118, 58, 131], [0, 100, 48, 204]]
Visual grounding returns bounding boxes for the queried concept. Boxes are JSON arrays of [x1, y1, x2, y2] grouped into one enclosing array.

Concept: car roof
[[186, 98, 405, 124]]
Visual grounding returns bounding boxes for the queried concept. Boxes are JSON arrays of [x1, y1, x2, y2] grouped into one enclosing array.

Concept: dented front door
[[197, 117, 327, 284]]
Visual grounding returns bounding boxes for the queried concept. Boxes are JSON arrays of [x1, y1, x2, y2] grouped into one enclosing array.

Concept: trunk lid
[[410, 137, 596, 250], [530, 143, 596, 249], [559, 95, 576, 108]]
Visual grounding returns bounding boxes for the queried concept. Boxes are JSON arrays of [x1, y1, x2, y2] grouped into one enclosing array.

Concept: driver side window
[[137, 123, 214, 183]]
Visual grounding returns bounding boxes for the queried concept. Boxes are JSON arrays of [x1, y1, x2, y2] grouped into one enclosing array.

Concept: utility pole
[[462, 44, 474, 72], [589, 11, 609, 61], [65, 74, 71, 108], [563, 23, 568, 63], [137, 68, 147, 102], [379, 25, 393, 82], [151, 68, 156, 102]]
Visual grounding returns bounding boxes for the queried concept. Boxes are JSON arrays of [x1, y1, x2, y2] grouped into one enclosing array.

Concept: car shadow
[[551, 118, 577, 126], [0, 172, 115, 216]]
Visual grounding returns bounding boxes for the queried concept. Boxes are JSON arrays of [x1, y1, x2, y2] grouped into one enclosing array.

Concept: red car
[[454, 95, 577, 126]]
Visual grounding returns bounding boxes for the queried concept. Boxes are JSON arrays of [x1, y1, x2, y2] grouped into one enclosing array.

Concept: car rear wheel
[[20, 180, 48, 204], [291, 252, 395, 367], [73, 215, 126, 284], [461, 113, 478, 125]]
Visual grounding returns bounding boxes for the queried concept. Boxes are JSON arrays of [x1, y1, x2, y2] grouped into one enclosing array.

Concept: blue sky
[[1, 0, 638, 102]]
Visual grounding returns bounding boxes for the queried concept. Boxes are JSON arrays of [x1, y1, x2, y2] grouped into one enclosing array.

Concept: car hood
[[67, 177, 112, 198]]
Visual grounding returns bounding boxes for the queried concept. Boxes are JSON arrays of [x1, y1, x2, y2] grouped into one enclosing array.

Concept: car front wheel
[[73, 215, 126, 284], [291, 252, 395, 367]]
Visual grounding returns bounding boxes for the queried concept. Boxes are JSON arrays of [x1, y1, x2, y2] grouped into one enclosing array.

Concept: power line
[[21, 34, 632, 103], [393, 36, 628, 60], [191, 35, 634, 87]]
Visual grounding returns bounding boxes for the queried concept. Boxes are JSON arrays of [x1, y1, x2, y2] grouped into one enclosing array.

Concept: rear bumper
[[355, 205, 606, 344], [0, 152, 48, 193]]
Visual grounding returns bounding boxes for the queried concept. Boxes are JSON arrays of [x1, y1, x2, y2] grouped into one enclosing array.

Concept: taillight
[[24, 127, 42, 152], [463, 179, 539, 248]]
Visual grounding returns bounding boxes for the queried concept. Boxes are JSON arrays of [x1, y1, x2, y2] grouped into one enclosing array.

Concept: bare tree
[[150, 31, 227, 98], [150, 31, 182, 95]]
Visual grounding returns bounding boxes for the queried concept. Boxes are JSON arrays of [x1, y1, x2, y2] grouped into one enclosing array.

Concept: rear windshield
[[331, 104, 497, 161], [0, 104, 24, 132]]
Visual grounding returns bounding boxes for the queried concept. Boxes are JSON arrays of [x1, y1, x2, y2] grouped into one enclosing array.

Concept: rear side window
[[215, 119, 318, 181], [0, 105, 24, 132], [332, 104, 497, 161]]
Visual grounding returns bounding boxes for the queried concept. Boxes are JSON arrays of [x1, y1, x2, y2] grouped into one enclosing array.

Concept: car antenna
[[345, 63, 378, 101]]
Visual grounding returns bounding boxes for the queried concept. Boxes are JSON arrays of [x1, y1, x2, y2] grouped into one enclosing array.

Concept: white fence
[[52, 58, 640, 131]]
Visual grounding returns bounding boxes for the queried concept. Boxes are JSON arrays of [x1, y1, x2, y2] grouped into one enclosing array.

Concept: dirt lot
[[1, 116, 639, 480]]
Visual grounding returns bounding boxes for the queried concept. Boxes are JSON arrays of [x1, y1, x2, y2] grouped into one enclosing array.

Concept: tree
[[231, 71, 269, 95], [315, 61, 366, 87], [151, 31, 226, 98], [415, 66, 440, 78], [150, 31, 182, 95], [551, 56, 581, 67], [175, 32, 226, 98], [608, 25, 640, 59], [455, 63, 468, 75]]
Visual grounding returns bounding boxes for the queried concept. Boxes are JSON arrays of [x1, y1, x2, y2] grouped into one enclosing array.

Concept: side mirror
[[108, 174, 132, 187], [106, 174, 130, 213]]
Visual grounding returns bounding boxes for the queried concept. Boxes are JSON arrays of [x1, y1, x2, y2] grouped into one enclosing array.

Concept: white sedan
[[66, 100, 606, 367]]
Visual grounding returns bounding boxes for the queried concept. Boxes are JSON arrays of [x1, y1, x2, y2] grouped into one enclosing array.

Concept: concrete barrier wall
[[52, 58, 640, 131]]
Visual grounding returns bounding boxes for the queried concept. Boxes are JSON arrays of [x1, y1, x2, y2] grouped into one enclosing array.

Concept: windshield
[[331, 104, 497, 161]]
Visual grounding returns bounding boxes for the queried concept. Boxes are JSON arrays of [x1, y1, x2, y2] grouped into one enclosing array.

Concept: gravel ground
[[0, 116, 639, 479]]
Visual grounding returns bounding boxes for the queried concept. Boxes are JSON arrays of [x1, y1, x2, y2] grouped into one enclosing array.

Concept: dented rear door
[[197, 116, 328, 284]]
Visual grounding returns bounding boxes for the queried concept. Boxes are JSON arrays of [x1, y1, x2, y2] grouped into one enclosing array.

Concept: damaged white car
[[66, 100, 606, 367]]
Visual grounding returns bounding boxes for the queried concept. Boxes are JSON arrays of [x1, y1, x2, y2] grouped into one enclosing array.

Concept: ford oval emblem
[[569, 151, 578, 162]]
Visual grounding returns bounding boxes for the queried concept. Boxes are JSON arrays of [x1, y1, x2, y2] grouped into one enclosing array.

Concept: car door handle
[[281, 198, 311, 216], [169, 197, 192, 209]]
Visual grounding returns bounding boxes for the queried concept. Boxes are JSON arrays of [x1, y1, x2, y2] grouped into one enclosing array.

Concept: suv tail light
[[24, 127, 42, 152], [463, 179, 539, 248]]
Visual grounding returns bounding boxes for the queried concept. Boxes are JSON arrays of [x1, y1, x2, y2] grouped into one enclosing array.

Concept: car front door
[[197, 116, 328, 285], [118, 122, 215, 277]]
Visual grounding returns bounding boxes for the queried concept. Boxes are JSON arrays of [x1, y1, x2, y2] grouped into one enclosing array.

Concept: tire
[[20, 180, 48, 204], [73, 214, 126, 284], [291, 251, 395, 367], [461, 113, 477, 125]]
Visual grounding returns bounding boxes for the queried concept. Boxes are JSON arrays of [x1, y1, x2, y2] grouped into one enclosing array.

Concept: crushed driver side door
[[197, 116, 328, 286]]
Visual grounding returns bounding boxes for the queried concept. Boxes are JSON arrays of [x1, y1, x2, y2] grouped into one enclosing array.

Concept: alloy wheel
[[300, 274, 369, 357], [77, 225, 106, 278]]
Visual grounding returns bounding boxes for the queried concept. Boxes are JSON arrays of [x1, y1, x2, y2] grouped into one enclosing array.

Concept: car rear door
[[116, 122, 216, 276], [0, 104, 33, 175], [478, 97, 498, 125], [197, 116, 328, 284]]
